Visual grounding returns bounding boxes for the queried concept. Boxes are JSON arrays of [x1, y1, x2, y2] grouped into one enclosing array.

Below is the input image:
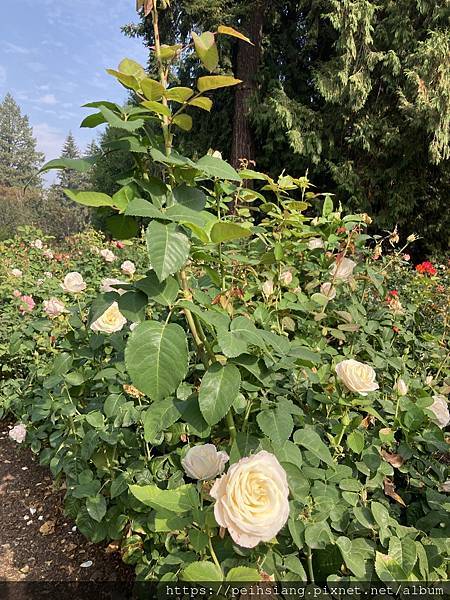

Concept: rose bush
[[1, 1, 449, 587]]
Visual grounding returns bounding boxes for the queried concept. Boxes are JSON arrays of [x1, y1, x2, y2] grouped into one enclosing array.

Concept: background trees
[[123, 0, 450, 251]]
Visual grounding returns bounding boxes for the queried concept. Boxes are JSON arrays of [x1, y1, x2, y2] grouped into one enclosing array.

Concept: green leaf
[[129, 483, 196, 513], [197, 75, 242, 93], [106, 69, 140, 91], [347, 430, 365, 454], [111, 184, 136, 211], [142, 100, 171, 117], [188, 96, 213, 112], [99, 106, 144, 132], [135, 272, 179, 306], [140, 77, 165, 101], [193, 31, 219, 72], [198, 363, 241, 426], [181, 561, 222, 582], [217, 25, 253, 45], [257, 409, 293, 446], [143, 397, 180, 441], [197, 155, 241, 181], [172, 114, 193, 131], [375, 551, 407, 582], [388, 537, 417, 576], [336, 536, 367, 578], [226, 567, 259, 582], [125, 321, 188, 401], [165, 87, 194, 103], [117, 290, 147, 322], [105, 215, 139, 240], [146, 221, 190, 282], [210, 221, 251, 243], [304, 522, 333, 549], [86, 495, 107, 522], [39, 156, 95, 174], [125, 197, 165, 219], [172, 184, 207, 210], [118, 58, 145, 80], [64, 189, 114, 208], [217, 316, 265, 358], [85, 411, 105, 429], [293, 427, 334, 467]]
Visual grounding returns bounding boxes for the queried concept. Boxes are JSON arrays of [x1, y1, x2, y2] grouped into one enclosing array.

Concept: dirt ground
[[0, 422, 134, 584]]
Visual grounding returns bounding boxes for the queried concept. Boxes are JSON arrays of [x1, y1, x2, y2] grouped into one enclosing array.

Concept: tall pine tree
[[0, 93, 44, 187]]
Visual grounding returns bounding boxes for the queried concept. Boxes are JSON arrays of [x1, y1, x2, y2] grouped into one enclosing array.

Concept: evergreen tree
[[0, 93, 44, 187], [123, 0, 450, 251], [57, 132, 87, 189]]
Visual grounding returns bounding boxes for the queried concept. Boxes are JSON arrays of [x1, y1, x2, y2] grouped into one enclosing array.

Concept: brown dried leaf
[[361, 414, 375, 429], [381, 449, 404, 468], [384, 478, 406, 507], [39, 520, 56, 536]]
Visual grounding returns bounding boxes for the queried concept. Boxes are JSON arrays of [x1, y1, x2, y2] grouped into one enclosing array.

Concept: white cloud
[[33, 122, 66, 160], [38, 93, 57, 105], [3, 41, 31, 55]]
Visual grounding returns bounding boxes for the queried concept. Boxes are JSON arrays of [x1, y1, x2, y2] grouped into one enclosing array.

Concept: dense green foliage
[[124, 0, 450, 252]]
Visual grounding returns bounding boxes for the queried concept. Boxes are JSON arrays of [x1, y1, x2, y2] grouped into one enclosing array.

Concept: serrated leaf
[[64, 189, 114, 208], [217, 25, 253, 45], [257, 409, 293, 446], [99, 106, 144, 132], [141, 77, 165, 101], [226, 567, 259, 582], [165, 87, 194, 103], [129, 483, 196, 513], [197, 75, 242, 93], [347, 430, 365, 454], [146, 221, 190, 282], [39, 156, 95, 175], [197, 155, 241, 181], [210, 222, 251, 243], [143, 397, 179, 441], [193, 31, 219, 72], [142, 100, 171, 117], [86, 495, 107, 523], [198, 363, 241, 426], [172, 113, 193, 131], [125, 197, 165, 219], [181, 561, 222, 582], [135, 272, 179, 306], [106, 69, 140, 91], [188, 96, 213, 112], [118, 58, 145, 79], [125, 321, 188, 401], [293, 427, 334, 467]]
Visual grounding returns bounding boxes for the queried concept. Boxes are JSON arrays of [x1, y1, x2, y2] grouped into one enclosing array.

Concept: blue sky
[[0, 0, 148, 180]]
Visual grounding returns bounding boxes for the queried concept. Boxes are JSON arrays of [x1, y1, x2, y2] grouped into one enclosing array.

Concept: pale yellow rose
[[393, 378, 408, 397], [100, 248, 116, 263], [262, 280, 274, 297], [330, 257, 356, 282], [100, 278, 127, 295], [428, 395, 450, 429], [320, 282, 336, 300], [90, 302, 127, 334], [279, 270, 293, 286], [308, 237, 324, 250], [335, 359, 379, 396], [43, 298, 68, 318], [61, 272, 86, 293], [210, 451, 290, 548], [182, 444, 229, 481]]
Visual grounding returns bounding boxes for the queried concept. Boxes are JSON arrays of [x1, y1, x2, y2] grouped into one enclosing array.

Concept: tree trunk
[[230, 3, 264, 169]]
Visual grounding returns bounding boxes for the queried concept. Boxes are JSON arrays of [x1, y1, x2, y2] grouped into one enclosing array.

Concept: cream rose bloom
[[335, 359, 379, 396], [330, 257, 356, 282], [279, 270, 293, 286], [182, 444, 229, 481], [210, 451, 290, 548], [100, 248, 116, 263], [11, 268, 23, 277], [61, 272, 86, 293], [100, 278, 127, 295], [121, 260, 136, 276], [394, 378, 408, 397], [262, 279, 274, 297], [90, 302, 127, 334], [308, 237, 324, 250], [9, 424, 26, 443], [31, 239, 43, 249], [43, 298, 68, 318], [320, 282, 336, 300], [428, 395, 450, 429]]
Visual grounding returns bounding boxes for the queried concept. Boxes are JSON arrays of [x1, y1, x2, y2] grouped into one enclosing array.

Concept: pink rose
[[43, 298, 68, 318], [100, 249, 116, 263], [9, 424, 27, 443], [121, 260, 136, 276], [19, 295, 35, 314]]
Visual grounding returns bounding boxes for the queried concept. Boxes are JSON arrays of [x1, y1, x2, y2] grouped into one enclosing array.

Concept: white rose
[[100, 278, 127, 295], [9, 424, 26, 443], [320, 282, 336, 300], [440, 480, 450, 493], [31, 239, 43, 249], [61, 272, 86, 293], [100, 248, 116, 263], [210, 451, 290, 548], [44, 271, 53, 278], [90, 302, 127, 334], [330, 257, 357, 282], [262, 279, 274, 297], [11, 268, 23, 277], [428, 395, 450, 429], [43, 298, 68, 318], [43, 249, 54, 259], [121, 260, 136, 276], [279, 270, 293, 286], [394, 378, 408, 397], [308, 237, 324, 250], [182, 444, 229, 481], [335, 359, 379, 396]]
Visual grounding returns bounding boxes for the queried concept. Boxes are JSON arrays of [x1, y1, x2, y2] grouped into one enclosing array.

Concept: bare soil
[[0, 422, 134, 584]]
